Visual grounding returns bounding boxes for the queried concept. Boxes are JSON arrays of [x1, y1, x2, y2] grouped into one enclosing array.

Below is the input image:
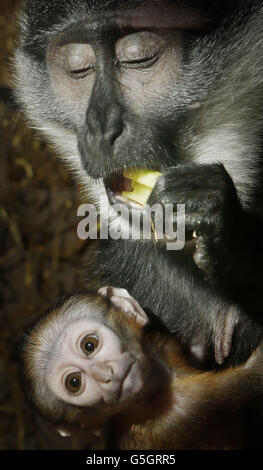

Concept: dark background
[[1, 0, 263, 452], [0, 0, 98, 450]]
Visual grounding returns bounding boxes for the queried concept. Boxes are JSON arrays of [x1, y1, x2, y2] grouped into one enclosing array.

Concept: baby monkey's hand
[[98, 286, 150, 327]]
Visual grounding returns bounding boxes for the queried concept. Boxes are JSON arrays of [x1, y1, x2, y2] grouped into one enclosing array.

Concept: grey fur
[[12, 1, 263, 210]]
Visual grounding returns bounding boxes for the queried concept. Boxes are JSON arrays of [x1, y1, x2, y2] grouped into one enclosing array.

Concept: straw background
[[0, 0, 103, 450]]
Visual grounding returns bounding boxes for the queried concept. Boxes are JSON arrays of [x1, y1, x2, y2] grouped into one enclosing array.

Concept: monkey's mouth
[[118, 360, 143, 402], [105, 360, 140, 405], [105, 173, 144, 209]]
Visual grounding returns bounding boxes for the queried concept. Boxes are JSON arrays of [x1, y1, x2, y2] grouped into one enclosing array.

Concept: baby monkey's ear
[[98, 287, 150, 328]]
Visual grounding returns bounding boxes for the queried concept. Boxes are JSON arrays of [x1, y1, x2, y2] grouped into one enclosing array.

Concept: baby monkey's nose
[[89, 362, 114, 382]]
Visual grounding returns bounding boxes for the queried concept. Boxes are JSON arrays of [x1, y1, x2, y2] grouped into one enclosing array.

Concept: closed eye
[[117, 50, 162, 69], [68, 66, 95, 79]]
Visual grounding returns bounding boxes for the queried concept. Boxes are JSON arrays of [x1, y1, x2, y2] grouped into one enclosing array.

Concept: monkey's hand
[[148, 163, 263, 311], [188, 305, 240, 366], [213, 306, 239, 365], [98, 286, 150, 327]]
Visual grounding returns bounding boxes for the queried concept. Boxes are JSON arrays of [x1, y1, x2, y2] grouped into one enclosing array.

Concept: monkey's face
[[47, 317, 147, 408], [47, 24, 181, 180], [14, 1, 215, 212]]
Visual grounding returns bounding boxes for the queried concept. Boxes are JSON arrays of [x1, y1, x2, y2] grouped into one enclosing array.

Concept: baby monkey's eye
[[80, 335, 99, 356], [65, 372, 82, 393]]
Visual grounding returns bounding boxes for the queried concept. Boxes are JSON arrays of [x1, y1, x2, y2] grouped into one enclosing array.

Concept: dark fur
[[13, 0, 263, 366]]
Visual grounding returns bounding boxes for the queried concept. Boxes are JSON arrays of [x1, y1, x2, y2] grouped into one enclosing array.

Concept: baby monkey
[[20, 287, 263, 450]]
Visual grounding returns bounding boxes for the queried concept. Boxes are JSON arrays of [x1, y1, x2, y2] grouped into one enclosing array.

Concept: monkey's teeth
[[114, 194, 142, 209]]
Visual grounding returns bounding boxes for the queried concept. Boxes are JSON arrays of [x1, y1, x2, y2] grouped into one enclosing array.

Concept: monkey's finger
[[214, 326, 225, 365], [98, 286, 132, 299], [222, 307, 239, 359], [110, 295, 150, 327], [214, 307, 239, 365], [98, 286, 149, 325]]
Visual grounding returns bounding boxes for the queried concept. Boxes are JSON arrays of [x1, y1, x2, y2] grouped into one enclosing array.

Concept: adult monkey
[[13, 0, 263, 366]]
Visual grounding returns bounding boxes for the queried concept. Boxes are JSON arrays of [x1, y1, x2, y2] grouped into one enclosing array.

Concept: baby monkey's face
[[47, 318, 144, 408]]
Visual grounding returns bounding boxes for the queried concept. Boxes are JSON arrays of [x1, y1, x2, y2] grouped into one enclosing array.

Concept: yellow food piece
[[122, 169, 162, 205], [123, 182, 153, 205], [123, 169, 162, 187]]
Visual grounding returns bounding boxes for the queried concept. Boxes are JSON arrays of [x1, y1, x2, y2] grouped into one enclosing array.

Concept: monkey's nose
[[85, 101, 124, 156], [89, 362, 114, 383], [104, 121, 123, 146]]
